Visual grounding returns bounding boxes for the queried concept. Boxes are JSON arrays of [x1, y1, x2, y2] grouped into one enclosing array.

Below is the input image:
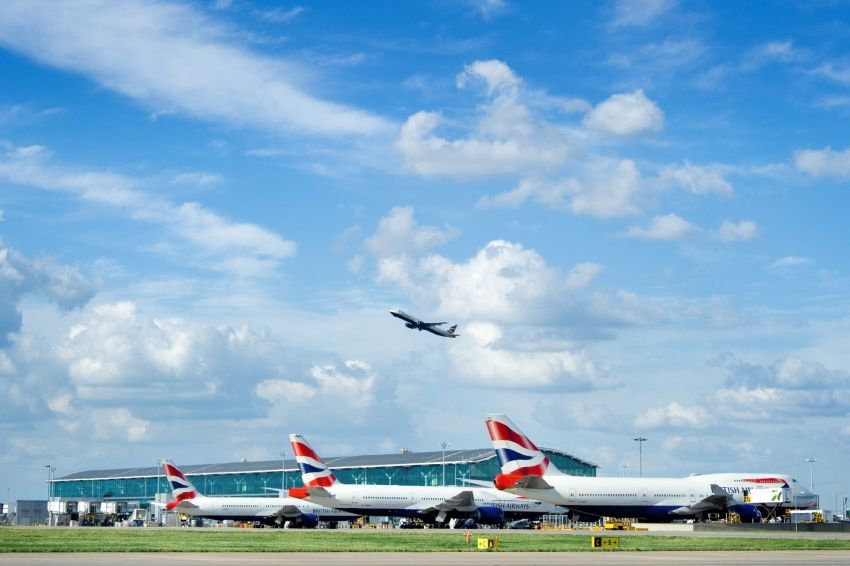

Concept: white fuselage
[[300, 484, 562, 520], [507, 473, 795, 521], [174, 494, 358, 523]]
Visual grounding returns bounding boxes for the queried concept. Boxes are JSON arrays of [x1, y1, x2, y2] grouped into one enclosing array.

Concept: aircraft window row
[[653, 494, 687, 498], [362, 496, 407, 500], [578, 494, 638, 497]]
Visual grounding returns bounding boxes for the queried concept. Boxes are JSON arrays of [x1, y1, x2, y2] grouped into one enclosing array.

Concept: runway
[[2, 552, 850, 565]]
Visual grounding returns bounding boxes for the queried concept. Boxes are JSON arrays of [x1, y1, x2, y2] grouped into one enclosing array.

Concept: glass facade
[[51, 450, 596, 501]]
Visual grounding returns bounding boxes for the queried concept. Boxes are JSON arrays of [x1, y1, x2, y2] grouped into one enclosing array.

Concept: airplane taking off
[[155, 460, 358, 527], [287, 433, 563, 525], [485, 414, 804, 523], [390, 309, 459, 338]]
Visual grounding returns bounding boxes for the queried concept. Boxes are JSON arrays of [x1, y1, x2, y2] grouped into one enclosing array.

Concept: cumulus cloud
[[583, 90, 664, 136], [0, 244, 94, 344], [445, 321, 616, 390], [364, 207, 459, 258], [54, 301, 270, 404], [634, 402, 710, 429], [255, 360, 376, 411], [0, 144, 295, 276], [625, 213, 697, 240], [705, 353, 850, 420], [377, 240, 601, 324], [397, 60, 571, 177], [794, 147, 850, 179], [714, 219, 758, 242], [569, 159, 643, 218], [659, 161, 733, 196], [0, 0, 391, 137]]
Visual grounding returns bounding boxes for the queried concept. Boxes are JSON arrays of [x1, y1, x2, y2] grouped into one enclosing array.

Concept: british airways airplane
[[156, 460, 358, 527], [485, 414, 807, 523], [287, 434, 564, 525], [390, 309, 460, 338]]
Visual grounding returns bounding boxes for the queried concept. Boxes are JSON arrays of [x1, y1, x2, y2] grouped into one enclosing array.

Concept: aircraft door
[[641, 489, 648, 503], [689, 489, 697, 504]]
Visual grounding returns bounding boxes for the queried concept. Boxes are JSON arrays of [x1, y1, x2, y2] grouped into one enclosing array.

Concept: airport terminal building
[[49, 447, 596, 516]]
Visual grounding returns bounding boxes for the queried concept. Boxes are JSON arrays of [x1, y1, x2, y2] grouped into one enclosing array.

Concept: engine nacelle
[[474, 505, 505, 525], [294, 513, 320, 529], [731, 504, 762, 523], [405, 322, 416, 329]]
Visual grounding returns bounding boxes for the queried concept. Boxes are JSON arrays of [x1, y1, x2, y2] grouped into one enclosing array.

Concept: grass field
[[3, 528, 850, 553]]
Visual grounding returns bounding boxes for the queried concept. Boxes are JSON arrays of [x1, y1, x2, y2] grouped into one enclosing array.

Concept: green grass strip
[[2, 527, 850, 553]]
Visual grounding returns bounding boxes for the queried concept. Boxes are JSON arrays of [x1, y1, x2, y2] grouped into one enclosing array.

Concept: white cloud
[[255, 360, 376, 410], [714, 219, 758, 242], [625, 213, 697, 240], [54, 301, 264, 404], [634, 402, 710, 429], [770, 256, 811, 274], [794, 147, 850, 179], [397, 110, 565, 178], [569, 159, 643, 218], [659, 161, 733, 196], [469, 0, 508, 20], [377, 240, 601, 324], [583, 90, 664, 136], [446, 322, 616, 390], [0, 244, 94, 344], [397, 60, 571, 177], [364, 207, 458, 258], [610, 0, 676, 27], [0, 143, 296, 276], [477, 178, 580, 210], [0, 0, 390, 137]]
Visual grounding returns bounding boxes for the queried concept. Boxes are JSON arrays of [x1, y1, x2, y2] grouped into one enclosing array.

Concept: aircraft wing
[[305, 486, 332, 498], [512, 475, 555, 490], [669, 484, 731, 516], [420, 321, 447, 327], [418, 490, 478, 522], [274, 505, 307, 519]]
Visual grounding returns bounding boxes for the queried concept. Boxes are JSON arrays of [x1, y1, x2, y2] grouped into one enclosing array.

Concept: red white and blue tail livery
[[485, 414, 563, 492], [290, 434, 338, 487], [162, 460, 200, 510]]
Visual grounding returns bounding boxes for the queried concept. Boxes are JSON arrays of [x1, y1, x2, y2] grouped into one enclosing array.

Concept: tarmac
[[2, 551, 850, 565]]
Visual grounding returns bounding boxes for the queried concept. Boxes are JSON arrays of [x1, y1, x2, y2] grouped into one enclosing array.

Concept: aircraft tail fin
[[447, 324, 459, 337], [161, 460, 203, 510], [485, 414, 563, 490], [289, 434, 339, 487]]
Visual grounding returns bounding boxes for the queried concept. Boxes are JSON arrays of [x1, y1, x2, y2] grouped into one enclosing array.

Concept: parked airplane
[[287, 434, 563, 525], [156, 460, 358, 527], [390, 309, 459, 338], [485, 414, 804, 523]]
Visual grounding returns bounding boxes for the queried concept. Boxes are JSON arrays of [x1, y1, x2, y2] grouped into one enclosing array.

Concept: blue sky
[[1, 0, 849, 507]]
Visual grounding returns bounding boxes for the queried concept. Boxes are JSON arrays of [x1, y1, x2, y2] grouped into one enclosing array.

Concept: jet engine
[[730, 504, 762, 523], [292, 513, 320, 529], [473, 506, 505, 525], [405, 322, 416, 329]]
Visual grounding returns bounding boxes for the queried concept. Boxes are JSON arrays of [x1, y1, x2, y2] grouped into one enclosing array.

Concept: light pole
[[633, 437, 647, 478], [619, 464, 629, 477], [806, 457, 817, 507], [280, 451, 287, 495], [440, 442, 449, 486], [44, 465, 52, 526]]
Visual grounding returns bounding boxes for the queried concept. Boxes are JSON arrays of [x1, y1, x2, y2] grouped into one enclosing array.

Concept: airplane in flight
[[286, 433, 564, 526], [390, 309, 460, 338], [485, 414, 808, 523], [156, 460, 358, 527]]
